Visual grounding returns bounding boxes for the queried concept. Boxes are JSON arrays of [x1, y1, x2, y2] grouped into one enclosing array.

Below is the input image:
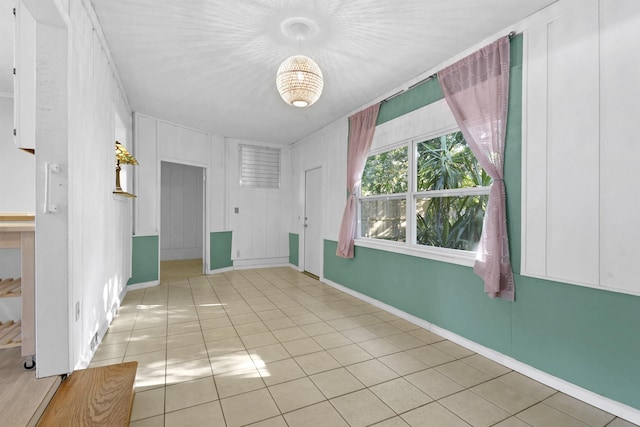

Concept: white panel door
[[304, 168, 322, 277]]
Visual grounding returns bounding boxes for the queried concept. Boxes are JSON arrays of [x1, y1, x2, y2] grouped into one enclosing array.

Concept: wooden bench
[[38, 361, 138, 427]]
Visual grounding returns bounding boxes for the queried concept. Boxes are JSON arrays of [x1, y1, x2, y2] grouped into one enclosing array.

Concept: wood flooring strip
[[38, 361, 138, 427], [0, 346, 61, 427]]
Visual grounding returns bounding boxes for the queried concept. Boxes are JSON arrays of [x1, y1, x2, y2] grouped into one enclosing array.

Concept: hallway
[[90, 267, 635, 426]]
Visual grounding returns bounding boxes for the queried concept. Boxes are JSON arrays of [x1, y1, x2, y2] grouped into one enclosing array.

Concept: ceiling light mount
[[277, 17, 323, 108], [280, 17, 319, 41]]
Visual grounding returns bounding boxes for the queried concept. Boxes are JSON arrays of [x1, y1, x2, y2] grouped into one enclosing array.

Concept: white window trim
[[355, 237, 477, 267]]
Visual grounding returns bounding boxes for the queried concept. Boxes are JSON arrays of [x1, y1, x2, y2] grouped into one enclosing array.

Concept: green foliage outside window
[[416, 132, 490, 250], [361, 146, 408, 196], [359, 131, 490, 251]]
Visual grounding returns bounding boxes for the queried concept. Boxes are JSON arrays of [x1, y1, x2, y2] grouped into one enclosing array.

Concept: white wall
[[135, 115, 294, 271], [225, 138, 292, 267], [66, 0, 133, 370], [134, 114, 211, 269], [16, 0, 134, 375], [522, 0, 640, 296], [160, 161, 203, 261], [291, 119, 348, 248], [291, 0, 640, 287], [288, 1, 640, 297]]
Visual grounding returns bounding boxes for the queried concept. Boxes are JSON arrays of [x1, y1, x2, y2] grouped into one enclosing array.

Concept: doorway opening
[[160, 161, 206, 283]]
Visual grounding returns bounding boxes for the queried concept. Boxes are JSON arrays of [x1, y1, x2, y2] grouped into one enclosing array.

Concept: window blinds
[[239, 144, 280, 188]]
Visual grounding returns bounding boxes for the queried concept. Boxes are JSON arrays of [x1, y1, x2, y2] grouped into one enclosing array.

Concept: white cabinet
[[13, 0, 36, 152], [522, 0, 640, 295]]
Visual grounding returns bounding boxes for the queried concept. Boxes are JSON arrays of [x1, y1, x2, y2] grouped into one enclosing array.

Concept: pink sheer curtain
[[336, 103, 381, 258], [438, 37, 515, 301]]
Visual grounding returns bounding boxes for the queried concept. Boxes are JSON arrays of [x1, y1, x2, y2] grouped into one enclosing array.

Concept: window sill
[[354, 238, 476, 267]]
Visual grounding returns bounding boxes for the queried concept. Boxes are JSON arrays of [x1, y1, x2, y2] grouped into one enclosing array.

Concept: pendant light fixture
[[276, 20, 323, 108]]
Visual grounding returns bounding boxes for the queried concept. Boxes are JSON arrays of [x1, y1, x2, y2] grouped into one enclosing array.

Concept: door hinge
[[13, 129, 16, 136], [13, 67, 16, 75], [13, 7, 16, 16]]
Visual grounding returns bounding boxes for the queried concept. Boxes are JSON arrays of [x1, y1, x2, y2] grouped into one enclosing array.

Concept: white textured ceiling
[[2, 1, 559, 144]]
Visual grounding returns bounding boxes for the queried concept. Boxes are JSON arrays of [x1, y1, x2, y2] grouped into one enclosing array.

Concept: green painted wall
[[324, 36, 640, 410], [377, 77, 444, 125], [210, 231, 233, 270], [289, 233, 299, 266], [128, 235, 159, 284]]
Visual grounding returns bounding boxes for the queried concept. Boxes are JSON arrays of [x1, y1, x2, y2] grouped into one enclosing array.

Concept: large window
[[359, 131, 490, 253]]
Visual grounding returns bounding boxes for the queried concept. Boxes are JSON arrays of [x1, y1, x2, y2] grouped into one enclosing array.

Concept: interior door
[[304, 168, 322, 277]]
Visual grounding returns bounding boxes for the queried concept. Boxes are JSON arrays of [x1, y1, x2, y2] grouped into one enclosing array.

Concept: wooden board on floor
[[38, 361, 138, 427]]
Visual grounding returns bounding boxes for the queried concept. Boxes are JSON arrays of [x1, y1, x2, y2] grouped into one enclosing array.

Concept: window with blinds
[[239, 144, 281, 188]]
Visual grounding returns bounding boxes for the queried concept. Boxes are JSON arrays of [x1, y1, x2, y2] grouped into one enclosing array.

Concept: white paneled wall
[[598, 0, 640, 293], [160, 161, 203, 261], [524, 0, 600, 286], [135, 114, 210, 265], [135, 114, 159, 235], [226, 139, 292, 266], [135, 119, 294, 269], [67, 0, 133, 372], [10, 0, 136, 376], [522, 0, 640, 295]]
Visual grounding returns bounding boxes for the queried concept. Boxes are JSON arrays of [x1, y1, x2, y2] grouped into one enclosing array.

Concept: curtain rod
[[381, 31, 517, 104], [382, 73, 436, 103]]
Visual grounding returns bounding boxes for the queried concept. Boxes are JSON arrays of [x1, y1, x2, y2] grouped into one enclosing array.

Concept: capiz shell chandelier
[[276, 54, 324, 107]]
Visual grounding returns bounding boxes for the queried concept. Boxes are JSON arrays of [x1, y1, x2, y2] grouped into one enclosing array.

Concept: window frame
[[356, 128, 490, 267]]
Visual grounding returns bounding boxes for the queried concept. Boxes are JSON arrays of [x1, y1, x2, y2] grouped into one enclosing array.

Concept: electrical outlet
[[234, 207, 239, 214]]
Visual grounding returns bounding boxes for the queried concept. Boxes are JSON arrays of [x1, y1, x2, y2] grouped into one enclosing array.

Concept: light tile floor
[[90, 267, 638, 427]]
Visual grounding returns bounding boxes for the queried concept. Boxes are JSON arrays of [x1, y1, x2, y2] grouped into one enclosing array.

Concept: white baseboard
[[76, 284, 129, 370], [232, 257, 289, 270], [289, 263, 303, 272], [126, 279, 159, 291], [207, 266, 234, 275], [322, 278, 640, 425], [206, 259, 290, 275]]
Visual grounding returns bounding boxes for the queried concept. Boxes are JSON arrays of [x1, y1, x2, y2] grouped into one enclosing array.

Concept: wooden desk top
[[0, 213, 35, 233], [0, 213, 35, 221]]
